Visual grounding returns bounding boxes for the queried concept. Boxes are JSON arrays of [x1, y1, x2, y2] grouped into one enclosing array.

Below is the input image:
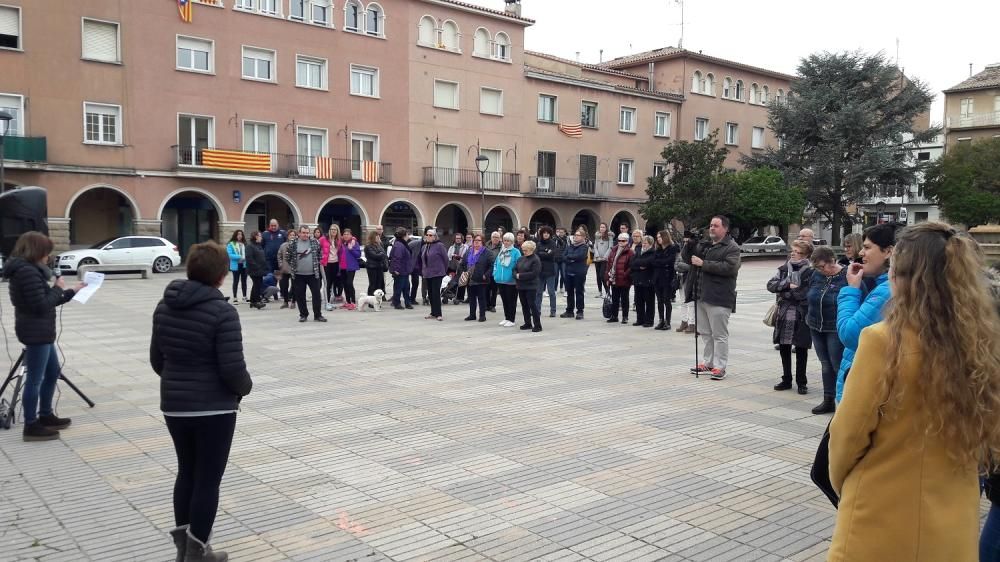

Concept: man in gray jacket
[[688, 215, 740, 380]]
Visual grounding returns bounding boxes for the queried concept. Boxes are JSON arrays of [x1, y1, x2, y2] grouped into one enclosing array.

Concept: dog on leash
[[357, 289, 385, 311]]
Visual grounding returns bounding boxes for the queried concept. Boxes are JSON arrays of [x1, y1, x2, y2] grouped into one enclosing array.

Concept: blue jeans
[[22, 343, 61, 424], [982, 502, 1000, 562], [392, 274, 412, 306], [536, 274, 557, 314], [811, 329, 845, 399]]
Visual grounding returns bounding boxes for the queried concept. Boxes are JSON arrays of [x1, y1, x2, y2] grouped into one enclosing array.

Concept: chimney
[[970, 63, 973, 77], [599, 49, 604, 63], [648, 62, 655, 90], [504, 0, 521, 18]]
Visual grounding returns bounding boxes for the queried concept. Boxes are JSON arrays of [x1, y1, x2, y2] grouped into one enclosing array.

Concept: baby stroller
[[441, 274, 459, 304]]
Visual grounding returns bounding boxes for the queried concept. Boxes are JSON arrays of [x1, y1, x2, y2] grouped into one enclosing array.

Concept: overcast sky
[[474, 0, 999, 120]]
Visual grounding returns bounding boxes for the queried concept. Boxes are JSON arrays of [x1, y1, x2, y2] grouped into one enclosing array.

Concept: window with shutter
[[752, 127, 765, 149], [177, 36, 212, 72], [433, 80, 459, 109], [82, 19, 119, 63], [480, 88, 503, 115], [0, 6, 20, 49]]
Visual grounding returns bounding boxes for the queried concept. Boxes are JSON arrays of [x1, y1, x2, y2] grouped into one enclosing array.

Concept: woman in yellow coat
[[828, 222, 1000, 562]]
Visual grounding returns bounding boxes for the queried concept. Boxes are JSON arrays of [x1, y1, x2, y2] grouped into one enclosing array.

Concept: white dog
[[357, 289, 385, 312]]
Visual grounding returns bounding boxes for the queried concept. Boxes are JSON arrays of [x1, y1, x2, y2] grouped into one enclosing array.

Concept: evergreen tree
[[923, 138, 1000, 227]]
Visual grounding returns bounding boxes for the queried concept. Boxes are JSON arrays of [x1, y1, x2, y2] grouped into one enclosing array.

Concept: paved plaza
[[1, 259, 979, 561]]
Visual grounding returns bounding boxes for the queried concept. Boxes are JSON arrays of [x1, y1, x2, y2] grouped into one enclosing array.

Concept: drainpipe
[[648, 62, 655, 90]]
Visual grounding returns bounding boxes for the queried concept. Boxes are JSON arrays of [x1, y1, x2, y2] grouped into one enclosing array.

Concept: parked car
[[740, 235, 788, 253], [58, 236, 181, 274]]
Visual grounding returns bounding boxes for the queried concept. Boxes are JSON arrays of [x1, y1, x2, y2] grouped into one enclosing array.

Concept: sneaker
[[314, 316, 328, 322], [299, 316, 308, 322], [774, 381, 793, 391], [690, 363, 712, 374], [478, 316, 487, 322], [560, 311, 574, 318], [519, 324, 532, 330], [503, 320, 516, 327], [23, 421, 59, 442], [606, 317, 618, 323], [532, 326, 542, 332], [393, 304, 405, 310], [325, 303, 334, 311], [550, 311, 557, 318], [37, 413, 71, 430], [797, 386, 808, 395], [710, 369, 727, 380], [243, 297, 250, 303], [575, 312, 584, 320], [405, 304, 414, 310], [499, 319, 507, 326], [232, 300, 239, 306]]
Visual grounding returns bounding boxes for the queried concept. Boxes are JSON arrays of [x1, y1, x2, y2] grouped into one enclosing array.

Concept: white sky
[[472, 0, 1000, 121]]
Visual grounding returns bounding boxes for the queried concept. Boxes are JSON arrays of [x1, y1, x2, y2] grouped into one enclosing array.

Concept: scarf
[[229, 241, 245, 259], [498, 246, 514, 268], [467, 246, 485, 268]]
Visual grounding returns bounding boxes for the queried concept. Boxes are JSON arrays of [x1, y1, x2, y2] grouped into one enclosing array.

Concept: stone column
[[47, 218, 71, 252], [218, 221, 246, 245], [133, 219, 162, 238]]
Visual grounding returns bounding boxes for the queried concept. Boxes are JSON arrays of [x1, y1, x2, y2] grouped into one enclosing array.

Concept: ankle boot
[[169, 526, 188, 562], [185, 529, 228, 562], [676, 321, 688, 332], [812, 397, 836, 415]]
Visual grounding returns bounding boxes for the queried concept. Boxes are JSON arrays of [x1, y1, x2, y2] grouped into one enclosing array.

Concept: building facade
[[0, 0, 790, 253], [943, 63, 1000, 150]]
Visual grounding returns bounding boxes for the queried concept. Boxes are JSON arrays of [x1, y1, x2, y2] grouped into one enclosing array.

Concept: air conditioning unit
[[535, 177, 552, 191]]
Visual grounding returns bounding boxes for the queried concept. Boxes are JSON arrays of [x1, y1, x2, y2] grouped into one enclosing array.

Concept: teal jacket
[[226, 241, 245, 272], [492, 246, 521, 284], [835, 272, 891, 402]]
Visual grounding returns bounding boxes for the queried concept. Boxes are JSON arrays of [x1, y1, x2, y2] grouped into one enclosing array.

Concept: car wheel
[[153, 256, 173, 273], [78, 257, 98, 270]]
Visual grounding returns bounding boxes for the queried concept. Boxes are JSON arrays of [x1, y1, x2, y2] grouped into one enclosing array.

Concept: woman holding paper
[[2, 231, 85, 442]]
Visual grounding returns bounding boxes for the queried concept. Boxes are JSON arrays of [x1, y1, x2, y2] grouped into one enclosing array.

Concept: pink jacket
[[318, 236, 332, 266]]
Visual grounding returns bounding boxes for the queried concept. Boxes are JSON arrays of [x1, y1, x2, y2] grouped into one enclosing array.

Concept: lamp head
[[475, 154, 489, 173]]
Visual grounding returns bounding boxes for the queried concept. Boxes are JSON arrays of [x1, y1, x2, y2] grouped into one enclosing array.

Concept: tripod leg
[[0, 351, 25, 398], [694, 299, 700, 378], [59, 375, 95, 408]]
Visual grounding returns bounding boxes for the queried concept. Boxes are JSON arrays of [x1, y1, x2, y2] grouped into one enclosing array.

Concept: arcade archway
[[318, 198, 365, 236], [485, 205, 516, 233], [571, 209, 599, 236], [528, 208, 559, 232], [611, 210, 637, 235], [381, 200, 421, 233], [160, 190, 221, 258], [434, 203, 471, 238], [243, 193, 298, 234], [67, 186, 137, 246]]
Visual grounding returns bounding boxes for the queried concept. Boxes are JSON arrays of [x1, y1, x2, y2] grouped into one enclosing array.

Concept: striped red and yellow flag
[[362, 160, 379, 183], [202, 149, 271, 172], [177, 0, 193, 23], [558, 123, 583, 138], [315, 156, 334, 179]]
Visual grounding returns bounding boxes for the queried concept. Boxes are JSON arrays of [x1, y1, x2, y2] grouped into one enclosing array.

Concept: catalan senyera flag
[[177, 0, 193, 23], [558, 123, 583, 138], [202, 149, 271, 172], [315, 156, 334, 180], [362, 160, 379, 183]]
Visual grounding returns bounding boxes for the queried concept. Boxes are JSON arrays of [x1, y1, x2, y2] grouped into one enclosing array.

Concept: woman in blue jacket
[[492, 232, 521, 327], [226, 230, 247, 304], [835, 222, 900, 402], [805, 246, 848, 414]]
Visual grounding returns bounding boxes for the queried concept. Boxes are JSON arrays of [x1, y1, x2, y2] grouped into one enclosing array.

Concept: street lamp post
[[0, 110, 13, 194], [475, 154, 489, 234]]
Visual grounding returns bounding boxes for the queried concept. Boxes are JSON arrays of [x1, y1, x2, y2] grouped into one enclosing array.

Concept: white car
[[58, 236, 181, 274], [740, 235, 788, 253]]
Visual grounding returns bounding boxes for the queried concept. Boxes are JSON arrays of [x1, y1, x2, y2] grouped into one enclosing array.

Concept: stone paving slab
[[0, 260, 989, 560]]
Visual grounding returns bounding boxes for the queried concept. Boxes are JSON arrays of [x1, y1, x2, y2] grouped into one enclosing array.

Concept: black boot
[[185, 529, 228, 561], [169, 526, 188, 562], [23, 421, 59, 442], [773, 381, 793, 391], [812, 397, 836, 415], [38, 413, 71, 430]]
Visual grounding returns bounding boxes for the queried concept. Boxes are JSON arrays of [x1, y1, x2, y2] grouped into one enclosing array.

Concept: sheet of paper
[[72, 271, 105, 304]]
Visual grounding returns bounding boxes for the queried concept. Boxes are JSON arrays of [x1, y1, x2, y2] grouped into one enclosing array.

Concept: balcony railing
[[2, 136, 47, 162], [421, 167, 520, 193], [947, 111, 1000, 129], [172, 146, 391, 183], [527, 177, 612, 199]]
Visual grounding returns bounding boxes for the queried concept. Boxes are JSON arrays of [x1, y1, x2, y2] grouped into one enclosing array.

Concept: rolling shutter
[[83, 20, 119, 62]]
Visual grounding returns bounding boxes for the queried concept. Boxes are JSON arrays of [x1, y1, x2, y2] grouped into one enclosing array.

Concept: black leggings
[[655, 284, 672, 324], [366, 267, 385, 296], [594, 262, 608, 295], [166, 414, 236, 543], [231, 265, 247, 300], [342, 270, 357, 304], [499, 284, 518, 322], [279, 273, 291, 303], [250, 275, 264, 304], [610, 286, 630, 319], [426, 276, 443, 317], [779, 344, 809, 386], [519, 289, 540, 328], [324, 263, 339, 301], [468, 284, 487, 318]]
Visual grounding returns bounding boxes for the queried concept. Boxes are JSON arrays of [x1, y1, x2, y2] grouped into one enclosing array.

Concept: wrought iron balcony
[[2, 136, 47, 162], [421, 167, 520, 193], [947, 111, 1000, 129], [527, 177, 612, 199], [171, 146, 391, 183]]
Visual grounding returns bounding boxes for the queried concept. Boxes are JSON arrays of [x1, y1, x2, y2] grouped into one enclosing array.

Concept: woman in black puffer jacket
[[630, 236, 656, 328], [2, 232, 84, 442], [245, 231, 268, 309], [150, 241, 252, 562]]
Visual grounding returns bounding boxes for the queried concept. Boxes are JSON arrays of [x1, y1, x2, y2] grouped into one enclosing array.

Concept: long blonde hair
[[327, 224, 341, 247], [884, 222, 1000, 470]]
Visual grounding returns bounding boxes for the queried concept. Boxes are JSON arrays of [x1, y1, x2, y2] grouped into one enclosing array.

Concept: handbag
[[811, 421, 840, 508], [602, 293, 614, 319], [763, 303, 778, 327], [458, 271, 470, 287]]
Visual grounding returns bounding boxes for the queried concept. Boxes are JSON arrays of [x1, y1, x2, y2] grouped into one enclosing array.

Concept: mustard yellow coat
[[828, 322, 979, 562]]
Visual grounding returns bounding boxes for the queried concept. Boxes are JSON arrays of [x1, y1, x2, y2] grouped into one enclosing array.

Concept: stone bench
[[77, 264, 152, 279]]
